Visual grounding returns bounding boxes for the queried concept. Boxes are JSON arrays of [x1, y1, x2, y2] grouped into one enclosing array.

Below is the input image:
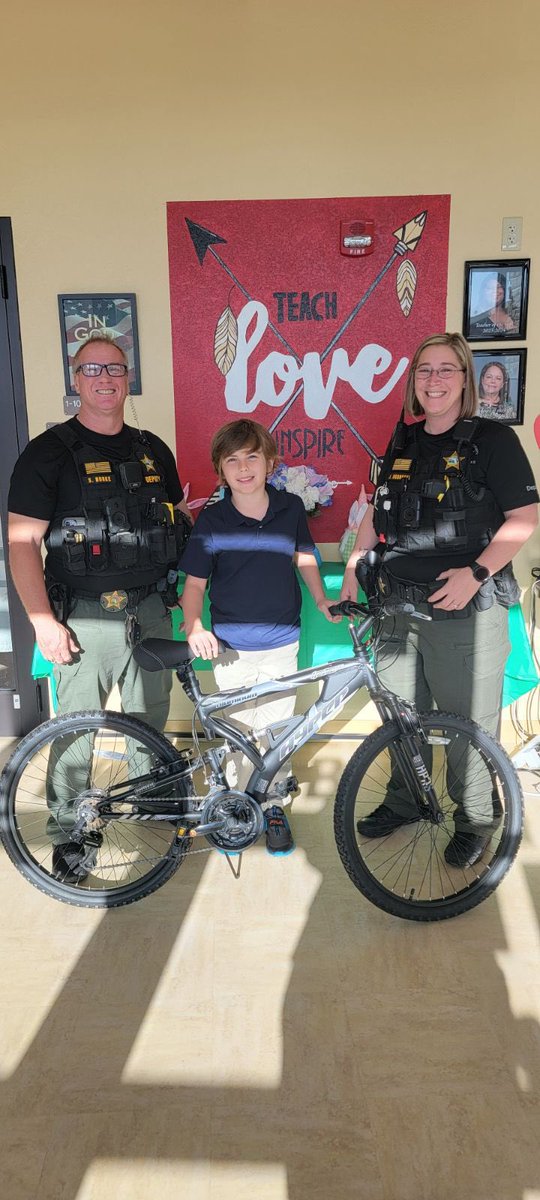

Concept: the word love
[[224, 301, 409, 419]]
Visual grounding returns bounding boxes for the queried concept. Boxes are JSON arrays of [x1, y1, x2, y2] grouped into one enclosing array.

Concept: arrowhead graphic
[[392, 211, 427, 253], [185, 218, 227, 265]]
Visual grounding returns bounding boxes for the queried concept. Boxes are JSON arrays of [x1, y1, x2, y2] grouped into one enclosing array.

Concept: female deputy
[[341, 332, 538, 867]]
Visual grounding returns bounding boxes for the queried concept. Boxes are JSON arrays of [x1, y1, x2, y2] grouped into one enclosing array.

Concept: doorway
[[0, 217, 48, 734]]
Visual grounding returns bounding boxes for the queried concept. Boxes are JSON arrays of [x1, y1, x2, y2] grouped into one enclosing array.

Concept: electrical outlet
[[502, 216, 523, 251]]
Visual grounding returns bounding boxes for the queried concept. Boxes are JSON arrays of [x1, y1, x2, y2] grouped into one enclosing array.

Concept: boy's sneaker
[[265, 805, 295, 856]]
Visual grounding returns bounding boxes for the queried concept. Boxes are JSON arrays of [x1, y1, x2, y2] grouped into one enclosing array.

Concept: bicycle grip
[[329, 601, 366, 618]]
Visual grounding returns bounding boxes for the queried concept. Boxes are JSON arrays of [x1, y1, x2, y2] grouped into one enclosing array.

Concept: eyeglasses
[[415, 366, 465, 380], [75, 362, 128, 378]]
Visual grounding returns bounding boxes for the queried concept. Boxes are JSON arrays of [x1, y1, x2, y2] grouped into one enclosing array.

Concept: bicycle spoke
[[0, 712, 194, 908], [334, 712, 523, 921]]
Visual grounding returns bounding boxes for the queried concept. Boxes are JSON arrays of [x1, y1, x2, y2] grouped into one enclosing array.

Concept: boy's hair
[[211, 419, 278, 476]]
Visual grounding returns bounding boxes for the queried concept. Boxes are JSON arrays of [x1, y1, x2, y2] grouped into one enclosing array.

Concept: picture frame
[[463, 259, 530, 341], [58, 293, 142, 395], [472, 348, 527, 426]]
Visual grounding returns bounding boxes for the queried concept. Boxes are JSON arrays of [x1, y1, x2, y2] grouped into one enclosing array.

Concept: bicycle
[[0, 593, 523, 921]]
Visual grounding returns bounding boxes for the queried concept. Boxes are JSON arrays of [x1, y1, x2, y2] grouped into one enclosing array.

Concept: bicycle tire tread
[[0, 710, 190, 909], [333, 711, 523, 922]]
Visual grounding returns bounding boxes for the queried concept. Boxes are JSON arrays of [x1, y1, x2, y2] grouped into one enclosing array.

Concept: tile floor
[[0, 735, 539, 1200]]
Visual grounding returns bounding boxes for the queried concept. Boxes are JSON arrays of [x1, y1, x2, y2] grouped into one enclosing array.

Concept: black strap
[[52, 422, 167, 491], [52, 420, 151, 456]]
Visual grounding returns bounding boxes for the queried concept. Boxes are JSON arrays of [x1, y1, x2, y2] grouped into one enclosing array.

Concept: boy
[[180, 418, 338, 855]]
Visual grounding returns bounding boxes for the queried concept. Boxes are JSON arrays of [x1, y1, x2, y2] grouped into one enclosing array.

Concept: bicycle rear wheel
[[0, 711, 192, 909], [334, 712, 523, 921]]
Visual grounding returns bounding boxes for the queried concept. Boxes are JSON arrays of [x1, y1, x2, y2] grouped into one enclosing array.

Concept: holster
[[47, 580, 72, 625]]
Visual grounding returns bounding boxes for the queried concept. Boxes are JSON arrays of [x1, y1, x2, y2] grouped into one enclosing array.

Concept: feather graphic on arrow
[[396, 259, 417, 317], [214, 305, 238, 375]]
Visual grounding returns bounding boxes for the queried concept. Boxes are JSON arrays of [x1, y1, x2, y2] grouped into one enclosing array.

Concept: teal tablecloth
[[295, 563, 539, 707], [32, 564, 538, 709]]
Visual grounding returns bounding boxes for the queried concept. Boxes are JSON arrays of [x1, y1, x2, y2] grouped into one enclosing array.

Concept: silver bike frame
[[186, 636, 395, 799]]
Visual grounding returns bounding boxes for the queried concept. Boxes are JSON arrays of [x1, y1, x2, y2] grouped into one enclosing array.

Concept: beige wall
[[2, 0, 539, 725]]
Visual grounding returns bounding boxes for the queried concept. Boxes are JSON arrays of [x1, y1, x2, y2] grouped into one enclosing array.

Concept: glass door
[[0, 519, 16, 691], [0, 217, 49, 734]]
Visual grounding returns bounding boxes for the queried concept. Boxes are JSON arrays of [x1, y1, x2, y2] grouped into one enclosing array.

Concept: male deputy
[[8, 335, 190, 871]]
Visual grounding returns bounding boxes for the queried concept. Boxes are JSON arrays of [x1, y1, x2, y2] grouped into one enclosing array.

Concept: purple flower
[[267, 463, 335, 513]]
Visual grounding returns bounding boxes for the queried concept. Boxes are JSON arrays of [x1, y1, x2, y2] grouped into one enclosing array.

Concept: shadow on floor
[[0, 747, 539, 1199]]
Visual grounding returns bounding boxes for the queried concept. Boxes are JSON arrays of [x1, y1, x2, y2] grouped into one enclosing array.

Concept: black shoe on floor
[[356, 803, 418, 838], [52, 836, 101, 884], [444, 831, 490, 868], [265, 806, 295, 856]]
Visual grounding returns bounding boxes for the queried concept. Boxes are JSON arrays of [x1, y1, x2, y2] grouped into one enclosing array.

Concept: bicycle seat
[[133, 639, 197, 671]]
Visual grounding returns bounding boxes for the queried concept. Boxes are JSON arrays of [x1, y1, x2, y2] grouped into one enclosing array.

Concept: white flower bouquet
[[268, 464, 335, 515]]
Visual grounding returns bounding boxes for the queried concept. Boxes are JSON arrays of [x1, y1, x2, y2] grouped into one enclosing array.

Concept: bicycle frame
[[178, 613, 418, 804]]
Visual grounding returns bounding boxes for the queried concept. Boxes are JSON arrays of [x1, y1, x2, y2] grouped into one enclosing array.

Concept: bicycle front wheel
[[0, 710, 192, 909], [334, 712, 523, 922]]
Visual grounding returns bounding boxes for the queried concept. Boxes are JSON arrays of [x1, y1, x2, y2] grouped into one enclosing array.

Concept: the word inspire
[[225, 301, 409, 418], [275, 427, 345, 460]]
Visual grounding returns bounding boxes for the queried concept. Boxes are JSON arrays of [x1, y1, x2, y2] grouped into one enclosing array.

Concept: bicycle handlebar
[[329, 599, 432, 622], [328, 601, 367, 619]]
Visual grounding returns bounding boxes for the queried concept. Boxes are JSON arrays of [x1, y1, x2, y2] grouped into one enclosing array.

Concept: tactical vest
[[45, 423, 190, 590], [373, 418, 503, 557]]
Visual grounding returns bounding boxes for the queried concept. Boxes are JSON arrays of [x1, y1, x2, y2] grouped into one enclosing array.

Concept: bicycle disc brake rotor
[[202, 789, 265, 852]]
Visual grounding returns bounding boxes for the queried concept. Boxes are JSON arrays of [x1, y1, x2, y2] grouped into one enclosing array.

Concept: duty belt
[[379, 574, 495, 621], [75, 582, 164, 646], [379, 577, 436, 605], [68, 582, 159, 606], [47, 580, 163, 648]]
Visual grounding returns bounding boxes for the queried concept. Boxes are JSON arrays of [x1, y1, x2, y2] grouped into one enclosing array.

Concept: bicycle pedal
[[262, 776, 300, 809]]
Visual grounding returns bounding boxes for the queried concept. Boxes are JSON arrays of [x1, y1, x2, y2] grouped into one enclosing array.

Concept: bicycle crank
[[196, 788, 265, 852]]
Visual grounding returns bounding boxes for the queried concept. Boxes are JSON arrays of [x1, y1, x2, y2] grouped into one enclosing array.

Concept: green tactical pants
[[375, 602, 511, 832], [47, 592, 174, 844]]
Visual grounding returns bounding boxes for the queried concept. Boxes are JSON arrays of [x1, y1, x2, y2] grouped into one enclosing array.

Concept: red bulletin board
[[167, 195, 450, 539]]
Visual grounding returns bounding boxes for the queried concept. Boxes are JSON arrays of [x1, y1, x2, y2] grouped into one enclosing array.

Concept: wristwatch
[[470, 561, 490, 583]]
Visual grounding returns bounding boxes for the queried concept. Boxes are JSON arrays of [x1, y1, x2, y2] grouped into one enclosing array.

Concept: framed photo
[[58, 293, 142, 395], [472, 349, 527, 425], [463, 259, 530, 341]]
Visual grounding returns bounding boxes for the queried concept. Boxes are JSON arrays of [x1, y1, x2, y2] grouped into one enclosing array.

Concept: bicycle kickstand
[[223, 851, 243, 879]]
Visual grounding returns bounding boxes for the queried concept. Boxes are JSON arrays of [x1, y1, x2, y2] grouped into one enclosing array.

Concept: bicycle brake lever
[[382, 600, 432, 621]]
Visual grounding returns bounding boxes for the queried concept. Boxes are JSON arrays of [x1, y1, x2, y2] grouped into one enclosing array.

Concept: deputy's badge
[[443, 452, 462, 471], [140, 454, 156, 473], [100, 589, 128, 612]]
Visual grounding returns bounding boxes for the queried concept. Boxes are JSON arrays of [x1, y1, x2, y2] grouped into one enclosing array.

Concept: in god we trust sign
[[167, 195, 450, 539]]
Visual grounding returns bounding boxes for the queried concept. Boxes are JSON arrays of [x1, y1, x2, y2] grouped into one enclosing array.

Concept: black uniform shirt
[[8, 418, 184, 521], [378, 417, 538, 584], [8, 418, 184, 593]]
